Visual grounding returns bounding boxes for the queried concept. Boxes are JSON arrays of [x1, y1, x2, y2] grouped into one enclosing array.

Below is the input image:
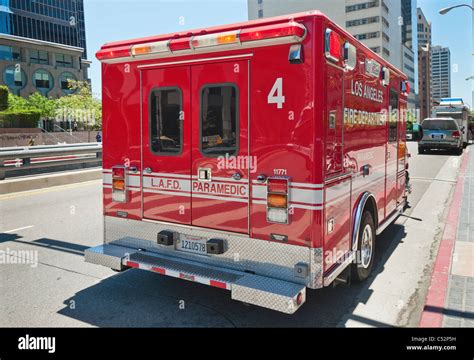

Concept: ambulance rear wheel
[[351, 210, 375, 283]]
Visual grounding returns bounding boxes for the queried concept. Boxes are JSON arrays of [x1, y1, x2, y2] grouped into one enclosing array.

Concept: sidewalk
[[420, 147, 474, 327]]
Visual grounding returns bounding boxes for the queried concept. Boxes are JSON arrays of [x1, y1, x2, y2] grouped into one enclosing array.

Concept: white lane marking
[[3, 225, 35, 234]]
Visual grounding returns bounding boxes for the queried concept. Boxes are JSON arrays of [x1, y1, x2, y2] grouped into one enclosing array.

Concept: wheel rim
[[360, 224, 373, 269]]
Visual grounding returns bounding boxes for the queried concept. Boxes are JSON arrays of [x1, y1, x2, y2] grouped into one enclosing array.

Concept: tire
[[418, 147, 424, 154], [351, 210, 376, 283], [456, 147, 463, 156]]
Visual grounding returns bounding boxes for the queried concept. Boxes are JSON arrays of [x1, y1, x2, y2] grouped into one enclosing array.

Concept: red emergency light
[[240, 22, 306, 42], [325, 29, 342, 62], [169, 37, 192, 52], [96, 22, 307, 63], [96, 46, 131, 61]]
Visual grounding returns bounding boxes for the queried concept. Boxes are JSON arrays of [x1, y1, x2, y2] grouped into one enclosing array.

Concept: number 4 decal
[[268, 78, 285, 109]]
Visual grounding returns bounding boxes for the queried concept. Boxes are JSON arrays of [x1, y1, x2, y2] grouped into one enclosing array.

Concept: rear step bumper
[[85, 243, 306, 314]]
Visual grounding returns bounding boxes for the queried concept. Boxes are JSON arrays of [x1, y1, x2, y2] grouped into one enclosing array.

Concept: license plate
[[177, 235, 208, 255], [432, 134, 444, 140]]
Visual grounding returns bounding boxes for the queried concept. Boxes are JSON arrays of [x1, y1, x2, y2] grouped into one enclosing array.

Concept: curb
[[0, 168, 102, 195], [419, 148, 470, 327]]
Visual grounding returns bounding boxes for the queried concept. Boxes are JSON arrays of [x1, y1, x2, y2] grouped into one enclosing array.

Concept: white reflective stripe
[[251, 180, 323, 189], [289, 186, 324, 205], [144, 177, 191, 192], [103, 169, 112, 174], [103, 185, 112, 189], [211, 176, 250, 184], [147, 172, 191, 179], [192, 193, 248, 203], [252, 200, 267, 205], [291, 182, 324, 189], [103, 173, 112, 185], [252, 184, 323, 205], [191, 181, 249, 198], [128, 175, 141, 187], [143, 189, 190, 198], [252, 185, 267, 200]]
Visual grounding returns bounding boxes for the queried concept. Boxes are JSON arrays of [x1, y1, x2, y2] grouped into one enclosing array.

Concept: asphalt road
[[0, 142, 465, 327]]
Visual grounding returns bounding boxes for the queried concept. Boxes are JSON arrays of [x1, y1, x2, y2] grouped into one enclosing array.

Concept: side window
[[150, 88, 182, 155], [389, 88, 398, 143], [200, 84, 238, 157]]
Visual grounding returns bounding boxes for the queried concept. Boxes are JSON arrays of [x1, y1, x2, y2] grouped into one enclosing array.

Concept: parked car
[[418, 118, 463, 155]]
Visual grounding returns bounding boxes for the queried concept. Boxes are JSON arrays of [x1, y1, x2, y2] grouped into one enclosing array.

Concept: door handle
[[144, 167, 153, 174], [233, 172, 242, 181]]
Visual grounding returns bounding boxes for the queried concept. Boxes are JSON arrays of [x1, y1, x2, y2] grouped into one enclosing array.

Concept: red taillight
[[452, 131, 461, 138], [112, 167, 125, 179], [96, 46, 131, 61], [169, 37, 192, 52], [240, 23, 306, 42], [267, 178, 289, 194], [296, 292, 304, 306]]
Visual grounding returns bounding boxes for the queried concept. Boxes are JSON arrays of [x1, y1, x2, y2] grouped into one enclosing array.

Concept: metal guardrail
[[0, 143, 102, 180]]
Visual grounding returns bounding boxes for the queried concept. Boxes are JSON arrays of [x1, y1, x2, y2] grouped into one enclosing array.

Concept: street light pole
[[439, 4, 474, 14]]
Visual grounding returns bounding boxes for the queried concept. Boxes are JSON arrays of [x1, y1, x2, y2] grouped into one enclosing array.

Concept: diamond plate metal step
[[85, 243, 306, 314]]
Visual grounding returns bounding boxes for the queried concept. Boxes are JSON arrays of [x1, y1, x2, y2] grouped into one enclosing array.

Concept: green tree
[[0, 85, 8, 111], [27, 92, 57, 119], [56, 80, 102, 130], [7, 92, 29, 111]]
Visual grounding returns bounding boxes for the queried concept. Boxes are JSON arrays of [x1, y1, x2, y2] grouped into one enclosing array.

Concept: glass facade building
[[0, 0, 87, 58]]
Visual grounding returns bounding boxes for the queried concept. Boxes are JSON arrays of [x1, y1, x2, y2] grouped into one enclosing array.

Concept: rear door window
[[150, 88, 182, 155], [200, 84, 238, 157]]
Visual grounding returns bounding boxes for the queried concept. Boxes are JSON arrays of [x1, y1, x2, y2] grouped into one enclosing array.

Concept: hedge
[[0, 86, 8, 111], [0, 110, 41, 128]]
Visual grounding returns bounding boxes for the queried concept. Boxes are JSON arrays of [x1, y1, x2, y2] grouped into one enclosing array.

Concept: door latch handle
[[144, 167, 153, 174], [233, 172, 242, 181], [129, 166, 138, 173], [257, 174, 267, 183]]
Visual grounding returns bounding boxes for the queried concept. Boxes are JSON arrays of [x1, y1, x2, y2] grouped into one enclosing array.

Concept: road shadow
[[0, 235, 88, 256], [57, 222, 408, 328]]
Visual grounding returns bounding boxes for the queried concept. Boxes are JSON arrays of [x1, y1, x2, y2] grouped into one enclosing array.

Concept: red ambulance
[[85, 11, 410, 314]]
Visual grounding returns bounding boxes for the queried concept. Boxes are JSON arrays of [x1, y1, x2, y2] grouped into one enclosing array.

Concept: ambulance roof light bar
[[96, 22, 307, 63]]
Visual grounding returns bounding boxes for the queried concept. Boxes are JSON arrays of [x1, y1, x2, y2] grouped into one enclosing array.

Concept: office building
[[0, 0, 87, 58], [431, 46, 451, 102], [416, 7, 431, 120], [248, 0, 403, 69], [417, 7, 431, 47], [0, 0, 89, 98], [0, 34, 90, 98], [418, 44, 431, 120]]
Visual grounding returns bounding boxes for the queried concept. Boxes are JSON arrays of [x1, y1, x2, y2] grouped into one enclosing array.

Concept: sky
[[84, 0, 473, 106]]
